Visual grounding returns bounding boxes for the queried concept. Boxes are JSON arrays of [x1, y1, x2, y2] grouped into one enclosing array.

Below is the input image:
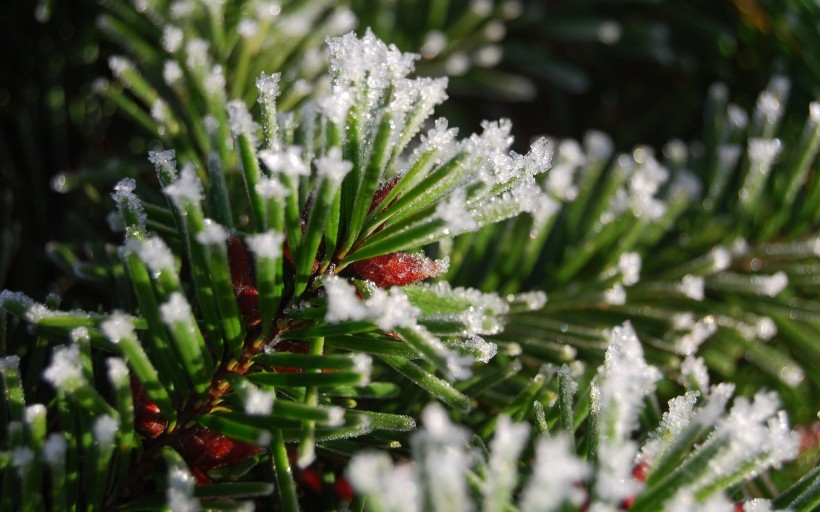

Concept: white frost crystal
[[243, 385, 275, 416], [162, 25, 184, 53], [93, 414, 120, 446], [107, 357, 129, 384], [164, 165, 203, 205], [314, 147, 353, 183], [227, 99, 259, 139], [112, 178, 146, 238], [255, 176, 289, 199], [195, 218, 228, 245], [167, 466, 200, 512], [755, 271, 788, 297], [101, 311, 136, 343], [484, 416, 530, 511], [520, 436, 590, 512], [680, 355, 710, 391], [136, 236, 176, 274], [348, 453, 418, 512], [603, 283, 626, 305], [160, 292, 194, 325], [246, 230, 285, 260], [412, 403, 471, 512], [436, 189, 477, 233], [323, 277, 419, 331], [594, 322, 660, 503], [618, 252, 642, 286], [678, 274, 705, 301], [43, 344, 85, 391], [675, 316, 717, 356], [43, 433, 67, 467], [25, 404, 46, 427], [259, 146, 309, 177]]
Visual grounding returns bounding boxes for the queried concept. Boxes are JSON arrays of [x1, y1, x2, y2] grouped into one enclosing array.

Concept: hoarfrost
[[112, 178, 146, 239], [136, 236, 176, 274], [93, 415, 120, 446], [520, 435, 589, 512], [259, 146, 309, 177], [618, 252, 642, 286], [43, 433, 67, 467], [484, 416, 530, 510], [678, 274, 705, 301], [437, 189, 477, 233], [167, 466, 200, 512], [246, 230, 285, 260], [101, 311, 136, 343], [161, 26, 184, 53], [675, 316, 717, 356], [314, 147, 353, 183], [195, 219, 228, 245], [243, 385, 275, 416], [43, 344, 85, 391], [164, 165, 203, 205], [107, 357, 129, 384], [160, 292, 193, 325], [680, 355, 710, 391]]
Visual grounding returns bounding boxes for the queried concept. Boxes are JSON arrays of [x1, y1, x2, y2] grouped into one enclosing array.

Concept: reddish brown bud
[[349, 252, 445, 288], [177, 427, 263, 475], [131, 378, 168, 439]]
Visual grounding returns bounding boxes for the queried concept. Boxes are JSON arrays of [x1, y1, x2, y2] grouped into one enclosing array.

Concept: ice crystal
[[43, 433, 67, 467], [195, 219, 228, 246], [520, 436, 590, 512], [237, 19, 258, 38], [484, 416, 530, 511], [603, 283, 626, 305], [314, 147, 353, 183], [101, 311, 136, 343], [243, 385, 275, 416], [437, 189, 477, 233], [675, 316, 717, 356], [25, 404, 46, 427], [411, 403, 471, 512], [259, 146, 309, 177], [618, 252, 642, 286], [640, 391, 700, 464], [743, 499, 774, 512], [93, 414, 120, 446], [164, 165, 203, 205], [678, 274, 705, 301], [162, 25, 184, 53], [167, 466, 200, 512], [43, 344, 85, 391], [112, 178, 147, 239], [246, 230, 285, 260], [163, 60, 183, 85], [352, 353, 373, 383], [680, 355, 710, 391], [348, 453, 418, 512], [595, 323, 660, 501], [107, 357, 129, 384], [135, 236, 176, 274], [0, 354, 21, 373], [227, 100, 259, 142], [256, 175, 289, 200], [11, 446, 35, 475], [160, 292, 193, 325], [108, 55, 134, 79], [754, 271, 788, 297], [185, 38, 210, 71], [452, 336, 497, 363]]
